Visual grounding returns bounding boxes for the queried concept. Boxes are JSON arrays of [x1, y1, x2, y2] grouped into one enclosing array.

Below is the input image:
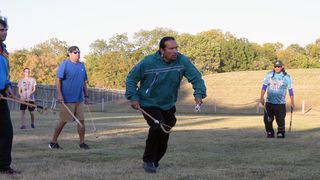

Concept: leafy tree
[[262, 42, 283, 62], [306, 38, 320, 60], [9, 49, 29, 82], [9, 38, 68, 84], [133, 27, 178, 55], [287, 44, 306, 55], [177, 30, 225, 74], [89, 39, 109, 55], [108, 33, 134, 52], [278, 47, 320, 68], [220, 36, 258, 72], [8, 28, 320, 89]]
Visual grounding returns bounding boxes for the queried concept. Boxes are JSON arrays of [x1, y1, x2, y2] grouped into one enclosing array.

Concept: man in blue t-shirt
[[0, 15, 20, 174], [260, 60, 295, 138], [48, 46, 90, 150]]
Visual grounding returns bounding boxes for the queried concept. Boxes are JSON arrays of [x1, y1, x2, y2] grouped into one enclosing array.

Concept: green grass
[[2, 110, 320, 180], [178, 68, 320, 114], [3, 69, 320, 179], [88, 69, 320, 115]]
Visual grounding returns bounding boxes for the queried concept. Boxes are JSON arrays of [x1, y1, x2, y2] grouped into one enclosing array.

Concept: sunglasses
[[0, 28, 8, 32], [274, 66, 282, 68], [72, 51, 80, 54]]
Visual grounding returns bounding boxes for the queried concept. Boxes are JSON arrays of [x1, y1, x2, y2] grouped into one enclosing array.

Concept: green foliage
[[178, 30, 225, 74], [306, 38, 320, 60], [9, 38, 68, 84], [85, 51, 137, 89], [262, 42, 283, 62], [133, 27, 178, 55], [277, 48, 320, 68], [89, 39, 109, 55], [108, 33, 134, 52], [8, 28, 320, 89], [9, 49, 29, 82]]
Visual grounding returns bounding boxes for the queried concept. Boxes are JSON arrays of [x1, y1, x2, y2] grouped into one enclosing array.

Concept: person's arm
[[260, 73, 270, 105], [25, 78, 36, 100], [5, 86, 13, 97], [2, 55, 12, 96], [287, 76, 294, 109], [289, 92, 294, 110], [17, 80, 25, 100], [30, 78, 36, 95], [260, 85, 267, 105], [182, 58, 206, 105], [56, 78, 64, 102], [83, 80, 89, 105], [130, 100, 140, 110], [125, 62, 143, 109], [56, 61, 66, 102], [18, 82, 23, 99]]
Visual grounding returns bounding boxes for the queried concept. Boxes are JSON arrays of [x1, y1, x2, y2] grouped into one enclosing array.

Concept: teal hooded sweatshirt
[[125, 51, 206, 110]]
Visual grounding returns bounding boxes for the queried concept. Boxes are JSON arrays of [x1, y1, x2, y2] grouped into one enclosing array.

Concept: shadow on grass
[[9, 111, 320, 179], [176, 117, 229, 127]]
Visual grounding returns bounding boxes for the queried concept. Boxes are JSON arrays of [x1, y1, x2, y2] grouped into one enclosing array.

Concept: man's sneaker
[[267, 132, 275, 138], [277, 132, 285, 138], [0, 167, 21, 175], [48, 142, 62, 149], [79, 143, 90, 149], [154, 162, 159, 168], [143, 162, 156, 173], [31, 124, 35, 128], [20, 125, 26, 129]]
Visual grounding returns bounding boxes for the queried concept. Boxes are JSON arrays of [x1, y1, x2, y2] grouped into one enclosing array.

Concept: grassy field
[[89, 69, 320, 115], [2, 69, 320, 179], [1, 109, 320, 180], [177, 68, 320, 114]]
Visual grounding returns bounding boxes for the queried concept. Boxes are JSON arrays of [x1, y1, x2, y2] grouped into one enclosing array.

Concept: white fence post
[[102, 98, 104, 111]]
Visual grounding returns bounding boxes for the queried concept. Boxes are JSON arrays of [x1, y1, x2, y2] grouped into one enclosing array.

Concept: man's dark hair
[[23, 68, 30, 72], [271, 59, 287, 77], [159, 36, 175, 50], [0, 15, 8, 28]]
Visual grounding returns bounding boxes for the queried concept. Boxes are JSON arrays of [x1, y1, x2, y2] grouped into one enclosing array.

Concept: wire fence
[[7, 84, 315, 115], [8, 83, 125, 111]]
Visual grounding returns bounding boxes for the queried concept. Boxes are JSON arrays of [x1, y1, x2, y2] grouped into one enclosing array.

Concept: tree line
[[8, 28, 320, 89]]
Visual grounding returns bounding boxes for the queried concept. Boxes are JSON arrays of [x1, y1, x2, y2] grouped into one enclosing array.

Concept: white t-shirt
[[18, 77, 37, 101]]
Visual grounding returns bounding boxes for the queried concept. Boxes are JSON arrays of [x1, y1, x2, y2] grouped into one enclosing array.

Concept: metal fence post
[[102, 98, 104, 111]]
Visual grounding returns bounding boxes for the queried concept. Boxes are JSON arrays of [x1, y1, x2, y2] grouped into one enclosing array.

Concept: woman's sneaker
[[48, 142, 62, 149]]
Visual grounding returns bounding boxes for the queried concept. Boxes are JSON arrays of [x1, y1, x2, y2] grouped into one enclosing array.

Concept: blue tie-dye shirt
[[263, 71, 292, 104]]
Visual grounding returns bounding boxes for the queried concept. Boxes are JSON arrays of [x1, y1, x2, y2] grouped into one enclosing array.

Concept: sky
[[1, 0, 320, 57]]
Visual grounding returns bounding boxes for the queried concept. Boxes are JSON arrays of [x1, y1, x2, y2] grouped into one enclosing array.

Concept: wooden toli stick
[[0, 95, 37, 108], [138, 107, 172, 134]]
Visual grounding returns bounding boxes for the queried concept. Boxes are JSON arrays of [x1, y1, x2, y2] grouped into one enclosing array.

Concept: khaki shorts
[[59, 102, 84, 122]]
